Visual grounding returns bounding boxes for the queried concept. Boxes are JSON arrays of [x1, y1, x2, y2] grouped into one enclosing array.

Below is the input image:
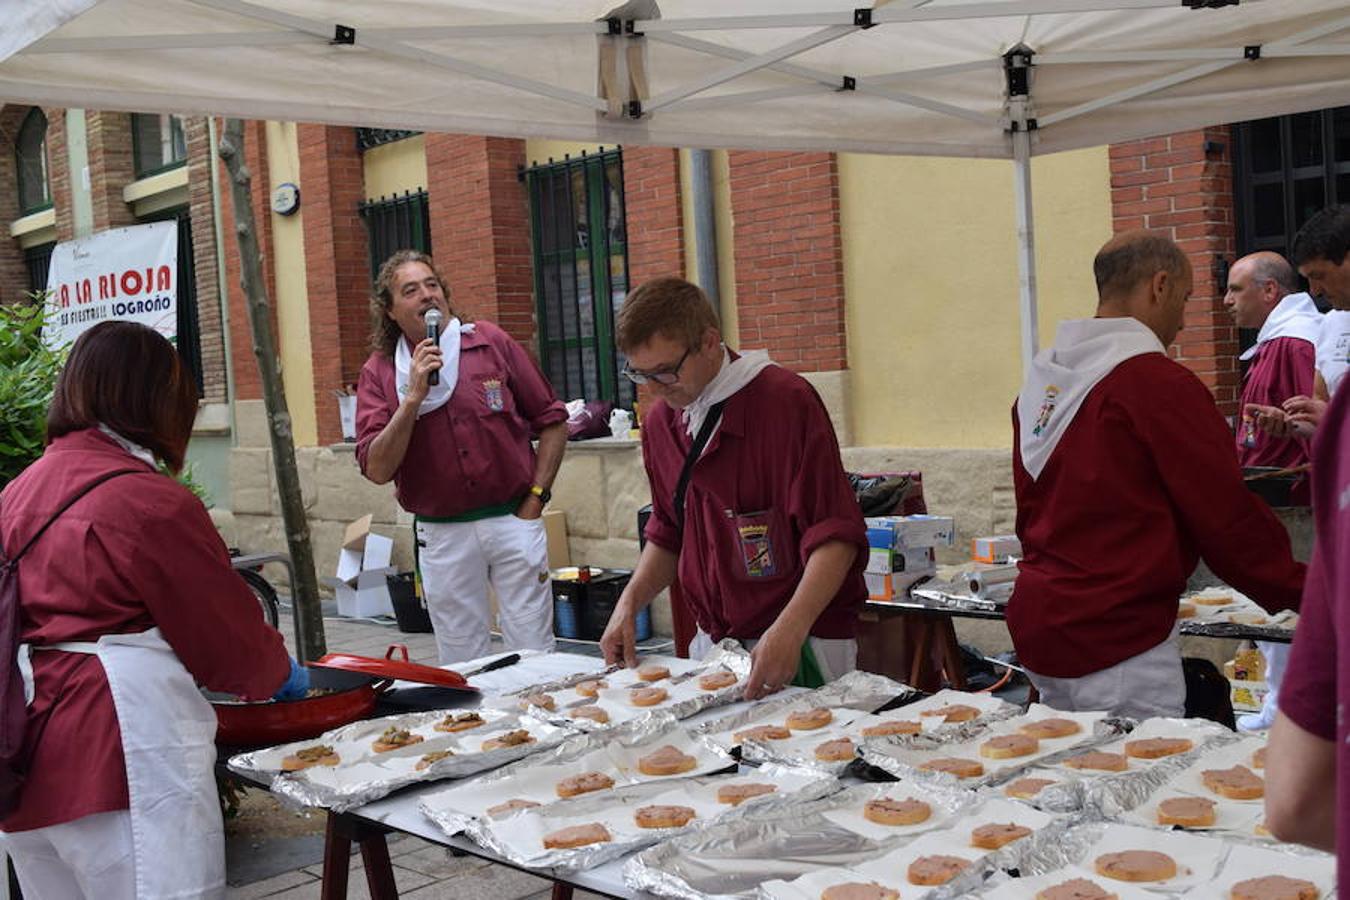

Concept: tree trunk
[[218, 118, 326, 662]]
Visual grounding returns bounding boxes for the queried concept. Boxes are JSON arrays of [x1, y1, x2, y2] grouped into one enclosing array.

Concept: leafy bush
[[0, 301, 66, 488]]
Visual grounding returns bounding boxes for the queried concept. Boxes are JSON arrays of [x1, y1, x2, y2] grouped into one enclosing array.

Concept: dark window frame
[[131, 113, 188, 179], [525, 148, 633, 409], [357, 189, 432, 278], [16, 107, 51, 215], [24, 242, 56, 297]]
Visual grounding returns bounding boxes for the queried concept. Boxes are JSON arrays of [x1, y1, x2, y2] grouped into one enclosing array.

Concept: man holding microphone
[[356, 250, 568, 664]]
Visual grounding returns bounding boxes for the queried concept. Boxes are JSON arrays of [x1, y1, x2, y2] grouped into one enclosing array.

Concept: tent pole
[[1012, 126, 1039, 376]]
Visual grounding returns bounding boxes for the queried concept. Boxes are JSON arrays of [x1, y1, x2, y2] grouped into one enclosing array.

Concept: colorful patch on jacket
[[1032, 385, 1059, 437], [734, 510, 778, 578], [482, 378, 504, 412]]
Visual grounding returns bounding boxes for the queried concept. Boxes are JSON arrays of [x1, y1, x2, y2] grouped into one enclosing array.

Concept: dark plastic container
[[579, 569, 649, 642], [552, 578, 585, 639], [387, 571, 433, 633]]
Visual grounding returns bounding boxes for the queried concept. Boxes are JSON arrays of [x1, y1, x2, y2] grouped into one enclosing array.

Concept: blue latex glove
[[272, 657, 310, 701]]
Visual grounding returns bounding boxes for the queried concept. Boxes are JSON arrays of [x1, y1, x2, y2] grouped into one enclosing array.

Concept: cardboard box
[[864, 515, 956, 549], [322, 518, 396, 618], [543, 509, 571, 568], [866, 546, 934, 575], [865, 567, 935, 601], [971, 534, 1021, 563], [1229, 678, 1268, 713]]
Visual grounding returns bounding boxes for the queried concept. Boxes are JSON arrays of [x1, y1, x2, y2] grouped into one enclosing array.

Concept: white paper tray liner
[[1186, 842, 1336, 900], [1068, 823, 1230, 892]]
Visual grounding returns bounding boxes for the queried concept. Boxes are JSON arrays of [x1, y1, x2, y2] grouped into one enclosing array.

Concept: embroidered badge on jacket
[[1032, 385, 1059, 437], [482, 378, 505, 412]]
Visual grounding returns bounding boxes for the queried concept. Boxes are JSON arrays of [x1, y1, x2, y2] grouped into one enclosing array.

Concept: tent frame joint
[[627, 99, 644, 119], [853, 8, 875, 29], [330, 24, 355, 46], [839, 75, 857, 91], [1182, 0, 1239, 8], [1244, 44, 1261, 60], [1003, 44, 1035, 98]]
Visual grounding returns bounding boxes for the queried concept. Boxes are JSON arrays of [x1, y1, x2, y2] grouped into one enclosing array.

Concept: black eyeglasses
[[622, 348, 692, 385]]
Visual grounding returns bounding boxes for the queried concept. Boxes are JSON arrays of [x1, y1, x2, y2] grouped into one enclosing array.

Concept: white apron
[[31, 628, 224, 899]]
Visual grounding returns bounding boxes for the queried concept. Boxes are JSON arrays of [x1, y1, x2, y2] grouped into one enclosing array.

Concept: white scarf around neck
[[1317, 308, 1350, 396], [394, 318, 475, 417], [1017, 317, 1164, 480], [98, 423, 156, 468], [682, 347, 775, 438], [1239, 291, 1324, 362]]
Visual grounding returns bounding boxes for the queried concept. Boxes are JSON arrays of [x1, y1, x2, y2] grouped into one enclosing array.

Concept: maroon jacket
[[1280, 378, 1350, 887], [0, 429, 288, 831], [642, 366, 867, 642], [1009, 354, 1305, 678], [355, 321, 567, 516]]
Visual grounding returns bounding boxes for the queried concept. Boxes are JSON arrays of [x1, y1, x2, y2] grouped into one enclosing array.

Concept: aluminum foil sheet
[[625, 779, 974, 899], [227, 707, 565, 812], [1178, 619, 1294, 642], [691, 669, 921, 747], [912, 582, 1005, 613], [502, 641, 756, 732], [418, 713, 735, 837], [462, 763, 840, 873]]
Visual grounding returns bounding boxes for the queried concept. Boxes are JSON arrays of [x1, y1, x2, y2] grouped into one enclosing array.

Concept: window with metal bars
[[138, 207, 203, 394], [358, 190, 431, 278], [1234, 105, 1350, 277], [524, 149, 633, 409], [356, 128, 421, 152], [24, 242, 55, 296]]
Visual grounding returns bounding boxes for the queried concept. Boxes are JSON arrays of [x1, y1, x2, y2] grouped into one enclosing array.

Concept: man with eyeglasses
[[599, 276, 868, 700]]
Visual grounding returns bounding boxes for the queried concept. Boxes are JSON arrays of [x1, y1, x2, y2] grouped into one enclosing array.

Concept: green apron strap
[[791, 639, 828, 689]]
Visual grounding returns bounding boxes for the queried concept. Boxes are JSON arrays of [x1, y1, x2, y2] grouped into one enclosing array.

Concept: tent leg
[[1012, 127, 1039, 376]]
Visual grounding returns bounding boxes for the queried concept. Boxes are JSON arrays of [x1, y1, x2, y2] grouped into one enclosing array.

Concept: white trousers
[[417, 514, 555, 664], [1026, 629, 1185, 720], [689, 630, 858, 684], [1, 810, 135, 900]]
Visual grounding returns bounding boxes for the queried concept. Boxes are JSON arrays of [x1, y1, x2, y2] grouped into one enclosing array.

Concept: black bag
[[1183, 657, 1236, 730], [0, 468, 142, 817]]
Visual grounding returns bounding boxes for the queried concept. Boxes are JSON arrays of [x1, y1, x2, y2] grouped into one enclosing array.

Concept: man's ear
[[1150, 269, 1170, 306]]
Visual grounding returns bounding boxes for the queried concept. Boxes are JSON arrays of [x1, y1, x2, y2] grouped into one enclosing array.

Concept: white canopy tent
[[4, 0, 1350, 367]]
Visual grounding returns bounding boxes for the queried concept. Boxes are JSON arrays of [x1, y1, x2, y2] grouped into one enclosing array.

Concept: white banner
[[44, 221, 178, 349]]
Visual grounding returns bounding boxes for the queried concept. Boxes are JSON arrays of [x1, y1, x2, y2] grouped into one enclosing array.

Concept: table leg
[[938, 619, 967, 690], [909, 623, 933, 691], [320, 812, 399, 900], [551, 883, 575, 900], [321, 815, 351, 900]]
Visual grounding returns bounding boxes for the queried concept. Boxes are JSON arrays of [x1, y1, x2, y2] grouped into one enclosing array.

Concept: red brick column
[[84, 111, 137, 232], [298, 124, 368, 444], [424, 135, 536, 348], [623, 146, 685, 288], [727, 151, 847, 373], [44, 107, 74, 244], [0, 106, 34, 303], [1109, 127, 1238, 416], [185, 116, 227, 404], [220, 119, 277, 403]]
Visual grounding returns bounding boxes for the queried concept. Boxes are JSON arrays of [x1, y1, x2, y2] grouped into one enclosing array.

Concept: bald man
[[1224, 252, 1321, 491], [1009, 232, 1305, 719]]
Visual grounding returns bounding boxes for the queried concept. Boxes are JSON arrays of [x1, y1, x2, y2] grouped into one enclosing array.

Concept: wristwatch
[[530, 484, 552, 505]]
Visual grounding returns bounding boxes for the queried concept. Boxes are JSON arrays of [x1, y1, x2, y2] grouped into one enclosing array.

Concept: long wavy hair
[[368, 250, 466, 356]]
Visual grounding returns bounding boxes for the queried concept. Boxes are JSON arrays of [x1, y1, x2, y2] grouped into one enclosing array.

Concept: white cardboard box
[[322, 529, 396, 618]]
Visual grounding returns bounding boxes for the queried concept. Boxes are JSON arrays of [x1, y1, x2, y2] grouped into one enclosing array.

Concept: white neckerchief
[[1317, 308, 1350, 396], [1239, 291, 1323, 362], [1017, 317, 1164, 480], [394, 318, 474, 417], [682, 347, 775, 439], [98, 423, 156, 467]]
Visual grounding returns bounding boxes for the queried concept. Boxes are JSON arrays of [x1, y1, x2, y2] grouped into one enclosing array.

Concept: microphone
[[424, 309, 443, 386]]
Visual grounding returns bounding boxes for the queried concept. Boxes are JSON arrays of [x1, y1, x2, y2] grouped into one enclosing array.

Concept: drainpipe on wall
[[689, 148, 721, 322], [207, 116, 237, 441]]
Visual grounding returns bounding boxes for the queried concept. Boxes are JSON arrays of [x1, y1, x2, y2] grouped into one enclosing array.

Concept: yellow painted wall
[[264, 121, 318, 447], [840, 147, 1113, 449], [362, 134, 427, 201]]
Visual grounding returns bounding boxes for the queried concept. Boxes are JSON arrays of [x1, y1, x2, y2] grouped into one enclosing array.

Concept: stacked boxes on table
[[863, 514, 955, 601], [1225, 645, 1268, 713]]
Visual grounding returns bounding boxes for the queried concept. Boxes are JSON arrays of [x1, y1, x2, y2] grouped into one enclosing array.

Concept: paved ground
[[224, 605, 637, 899]]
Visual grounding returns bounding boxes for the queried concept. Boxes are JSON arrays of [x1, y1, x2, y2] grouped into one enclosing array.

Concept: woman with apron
[[0, 321, 306, 899]]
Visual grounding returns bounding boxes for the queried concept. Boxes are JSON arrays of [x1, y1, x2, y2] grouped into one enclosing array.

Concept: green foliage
[[162, 459, 214, 509], [0, 300, 66, 487]]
